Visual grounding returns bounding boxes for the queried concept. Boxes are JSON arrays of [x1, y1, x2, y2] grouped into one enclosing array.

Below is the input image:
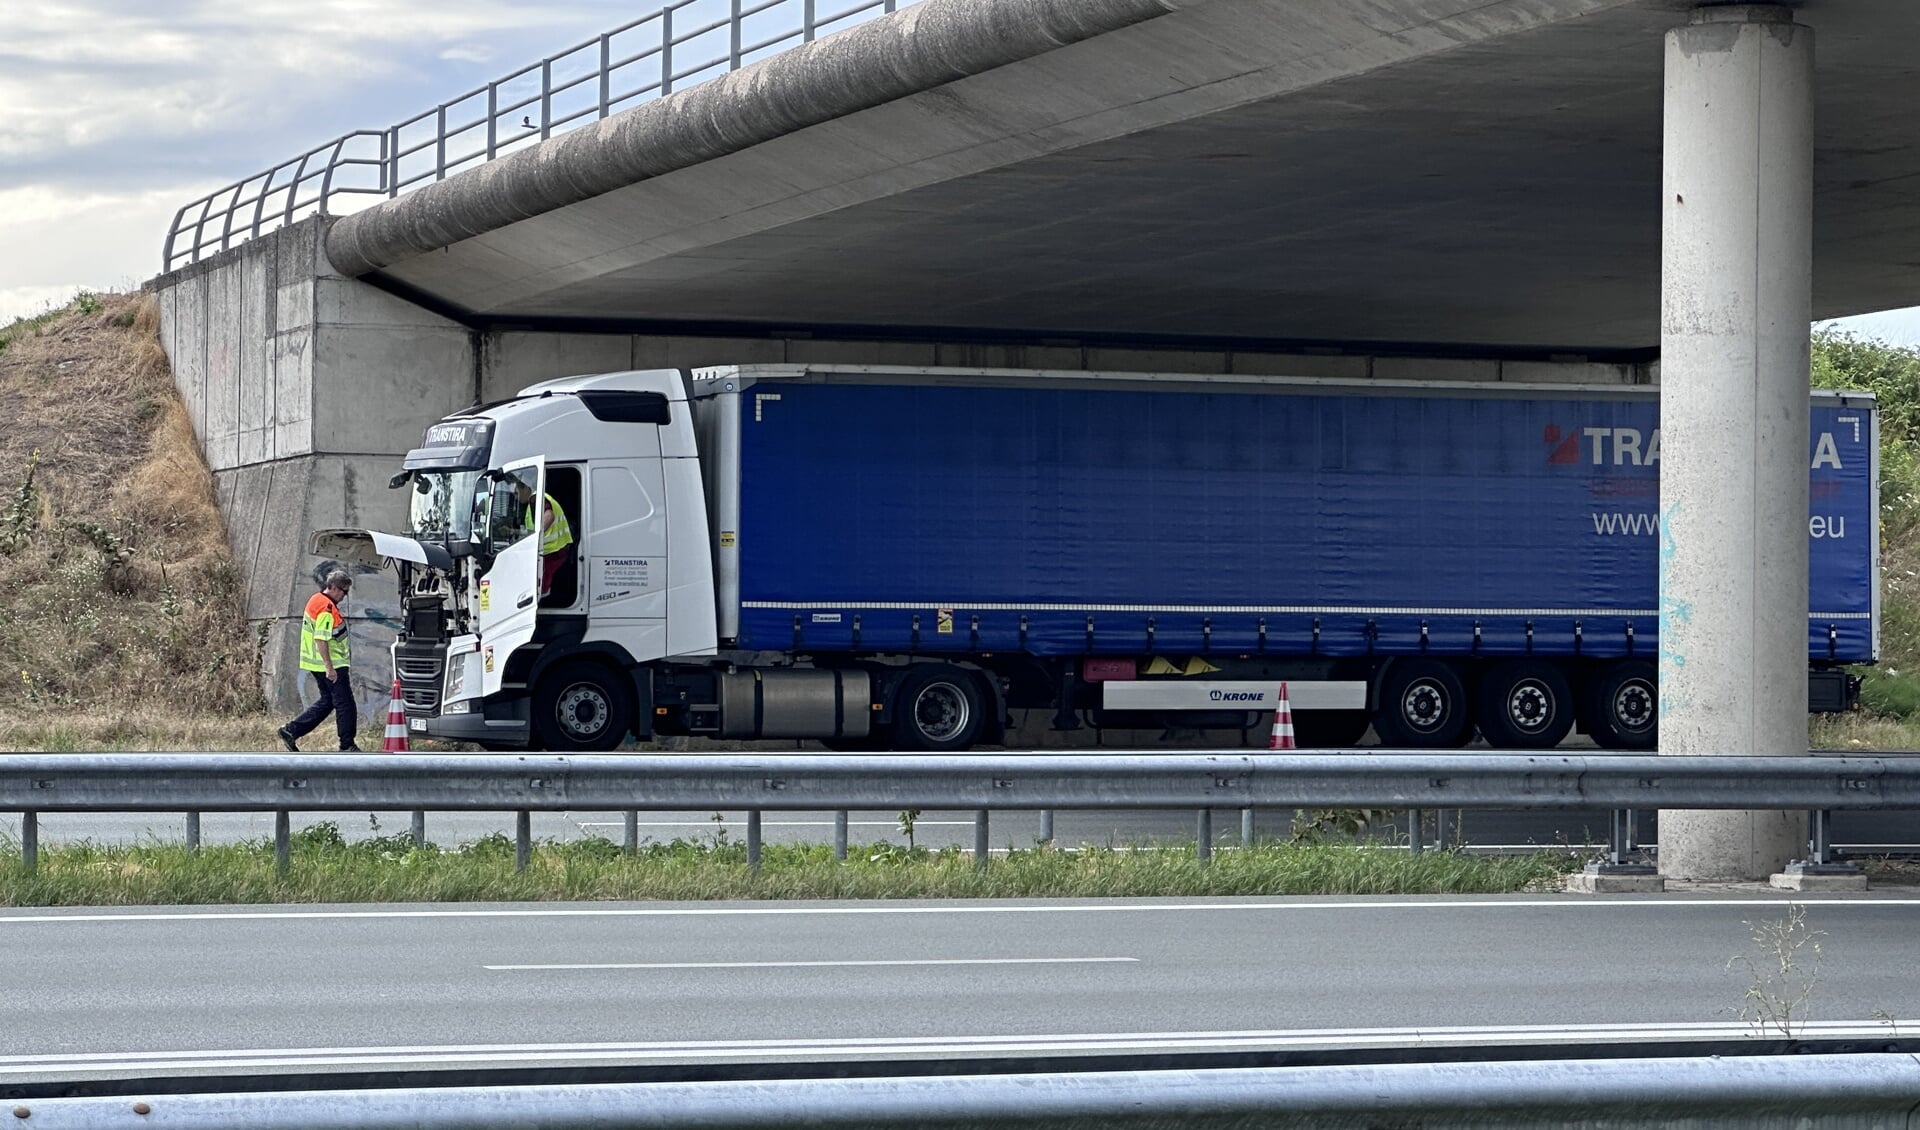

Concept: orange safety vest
[[299, 591, 349, 670]]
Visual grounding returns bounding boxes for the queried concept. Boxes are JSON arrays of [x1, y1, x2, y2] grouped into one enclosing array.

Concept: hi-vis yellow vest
[[541, 493, 574, 555], [299, 591, 349, 670]]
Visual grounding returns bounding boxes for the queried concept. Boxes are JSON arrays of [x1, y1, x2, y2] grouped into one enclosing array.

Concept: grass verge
[[0, 829, 1580, 906]]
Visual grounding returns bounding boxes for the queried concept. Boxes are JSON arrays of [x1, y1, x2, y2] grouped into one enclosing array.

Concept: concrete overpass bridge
[[152, 0, 1920, 880]]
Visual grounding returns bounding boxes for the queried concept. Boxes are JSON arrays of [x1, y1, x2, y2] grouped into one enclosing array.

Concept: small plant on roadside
[[897, 808, 921, 849], [1726, 902, 1824, 1038], [1, 451, 41, 555], [1289, 807, 1389, 844]]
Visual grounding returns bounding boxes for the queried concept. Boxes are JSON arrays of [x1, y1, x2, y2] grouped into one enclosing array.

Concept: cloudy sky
[[0, 0, 665, 323], [4, 0, 1917, 347]]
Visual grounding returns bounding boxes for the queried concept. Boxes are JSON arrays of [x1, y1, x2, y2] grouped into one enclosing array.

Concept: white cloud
[[0, 286, 97, 327], [0, 185, 219, 314], [0, 1, 640, 170], [1821, 310, 1920, 349], [0, 0, 652, 323]]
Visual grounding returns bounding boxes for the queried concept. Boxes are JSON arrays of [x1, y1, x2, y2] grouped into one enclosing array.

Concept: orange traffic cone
[[382, 677, 410, 753], [1268, 682, 1296, 750]]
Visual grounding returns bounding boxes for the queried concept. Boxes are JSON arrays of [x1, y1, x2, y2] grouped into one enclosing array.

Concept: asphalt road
[[4, 894, 1918, 1081]]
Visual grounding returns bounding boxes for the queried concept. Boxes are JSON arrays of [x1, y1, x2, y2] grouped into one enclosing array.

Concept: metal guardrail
[[161, 0, 920, 270], [3, 752, 1913, 871], [16, 1053, 1920, 1128]]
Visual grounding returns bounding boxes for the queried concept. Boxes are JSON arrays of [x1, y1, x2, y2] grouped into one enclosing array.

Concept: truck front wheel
[[895, 665, 985, 751], [532, 660, 633, 752], [1372, 659, 1471, 747]]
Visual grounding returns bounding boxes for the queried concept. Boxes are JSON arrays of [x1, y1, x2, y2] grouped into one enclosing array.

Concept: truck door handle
[[517, 594, 535, 609]]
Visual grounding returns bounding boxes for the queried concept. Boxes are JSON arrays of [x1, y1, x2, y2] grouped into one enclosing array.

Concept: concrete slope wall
[[154, 218, 473, 720], [153, 215, 1649, 719]]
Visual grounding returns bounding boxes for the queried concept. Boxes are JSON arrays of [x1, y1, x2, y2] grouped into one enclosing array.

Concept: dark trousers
[[286, 669, 357, 749]]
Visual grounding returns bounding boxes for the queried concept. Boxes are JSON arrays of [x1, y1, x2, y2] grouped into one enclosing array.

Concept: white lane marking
[[484, 957, 1138, 971], [5, 1019, 1915, 1076], [4, 897, 1920, 924]]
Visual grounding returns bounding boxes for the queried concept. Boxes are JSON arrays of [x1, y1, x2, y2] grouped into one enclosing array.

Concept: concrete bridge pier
[[1657, 5, 1813, 881]]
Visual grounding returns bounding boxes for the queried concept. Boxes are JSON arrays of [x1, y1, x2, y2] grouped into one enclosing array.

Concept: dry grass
[[0, 712, 384, 752], [0, 292, 263, 723]]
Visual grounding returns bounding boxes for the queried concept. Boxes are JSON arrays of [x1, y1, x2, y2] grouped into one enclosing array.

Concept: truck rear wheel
[[1372, 659, 1470, 748], [532, 660, 632, 752], [1587, 660, 1657, 750], [1476, 660, 1575, 749], [895, 665, 985, 751]]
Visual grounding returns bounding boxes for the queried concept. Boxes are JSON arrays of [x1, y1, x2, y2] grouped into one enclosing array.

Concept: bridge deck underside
[[355, 0, 1920, 354]]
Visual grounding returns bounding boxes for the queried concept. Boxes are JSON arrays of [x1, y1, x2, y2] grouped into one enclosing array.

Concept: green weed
[[0, 837, 1580, 907]]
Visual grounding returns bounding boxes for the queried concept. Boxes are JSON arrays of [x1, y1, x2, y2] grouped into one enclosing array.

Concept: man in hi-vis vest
[[277, 570, 361, 751], [513, 479, 574, 602]]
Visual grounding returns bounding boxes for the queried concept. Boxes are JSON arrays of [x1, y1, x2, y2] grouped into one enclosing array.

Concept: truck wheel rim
[[913, 682, 970, 742], [557, 683, 609, 738], [1506, 681, 1553, 733], [1612, 680, 1655, 732], [1401, 681, 1448, 732]]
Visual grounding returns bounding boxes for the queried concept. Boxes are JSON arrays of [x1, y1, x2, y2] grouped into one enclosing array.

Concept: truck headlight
[[445, 654, 469, 703]]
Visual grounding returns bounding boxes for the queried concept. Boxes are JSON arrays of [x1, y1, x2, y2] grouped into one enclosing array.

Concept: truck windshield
[[409, 470, 482, 542]]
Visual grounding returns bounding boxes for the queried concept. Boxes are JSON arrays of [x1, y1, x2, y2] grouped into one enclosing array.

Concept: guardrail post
[[1196, 808, 1212, 863], [435, 105, 448, 181], [20, 812, 37, 872], [274, 811, 290, 875], [804, 0, 816, 41], [1408, 808, 1423, 855], [1573, 809, 1661, 888], [834, 811, 848, 860], [515, 811, 531, 871], [730, 0, 742, 69], [1809, 809, 1832, 866], [1435, 809, 1451, 852], [1242, 807, 1255, 846], [1039, 809, 1054, 846], [746, 810, 762, 873], [411, 810, 427, 849], [185, 812, 201, 853], [624, 811, 639, 854], [974, 809, 989, 870]]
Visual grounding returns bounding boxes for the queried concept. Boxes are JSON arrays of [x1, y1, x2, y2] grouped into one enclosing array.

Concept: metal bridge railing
[[162, 0, 918, 272], [4, 752, 1913, 874]]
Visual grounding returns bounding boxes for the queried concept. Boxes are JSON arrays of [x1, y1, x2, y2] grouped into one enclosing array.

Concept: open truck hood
[[309, 529, 455, 573]]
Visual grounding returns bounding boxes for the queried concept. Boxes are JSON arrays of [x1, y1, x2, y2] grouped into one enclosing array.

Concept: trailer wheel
[[532, 660, 632, 752], [1476, 660, 1574, 749], [1372, 659, 1470, 747], [895, 665, 985, 751], [1588, 660, 1657, 750]]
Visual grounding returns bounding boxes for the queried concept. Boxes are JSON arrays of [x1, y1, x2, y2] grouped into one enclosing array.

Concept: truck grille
[[394, 645, 445, 714], [396, 654, 442, 681]]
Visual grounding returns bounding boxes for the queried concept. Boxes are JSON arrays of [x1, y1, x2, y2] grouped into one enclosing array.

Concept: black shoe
[[341, 743, 364, 752], [276, 727, 299, 752]]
